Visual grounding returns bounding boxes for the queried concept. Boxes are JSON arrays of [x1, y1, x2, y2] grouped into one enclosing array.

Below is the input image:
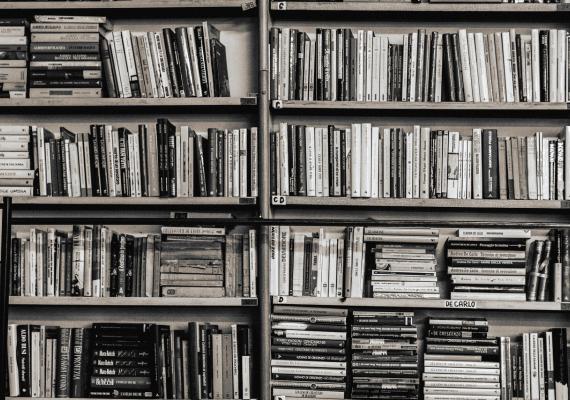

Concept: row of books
[[269, 27, 570, 103], [271, 124, 569, 200], [101, 22, 230, 99], [269, 310, 570, 400], [27, 15, 106, 98], [0, 121, 258, 198], [0, 18, 27, 99], [9, 225, 257, 298], [6, 322, 254, 399], [269, 226, 567, 301]]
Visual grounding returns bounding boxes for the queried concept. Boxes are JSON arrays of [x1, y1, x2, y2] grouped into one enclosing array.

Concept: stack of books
[[5, 322, 254, 399], [270, 27, 569, 103], [21, 120, 257, 198], [423, 317, 501, 400], [9, 225, 256, 299], [101, 22, 230, 98], [271, 123, 569, 201], [350, 311, 420, 399], [0, 125, 32, 196], [446, 228, 530, 301], [29, 15, 106, 98], [499, 329, 568, 399], [0, 18, 27, 99], [368, 227, 441, 299], [159, 226, 257, 298], [270, 306, 348, 399]]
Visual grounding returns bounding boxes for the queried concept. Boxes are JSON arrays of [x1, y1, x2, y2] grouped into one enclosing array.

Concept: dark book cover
[[269, 28, 279, 100], [118, 128, 131, 197], [125, 235, 135, 297], [16, 325, 30, 396], [211, 38, 230, 97], [322, 29, 331, 101], [216, 130, 225, 196], [166, 121, 177, 197], [428, 32, 438, 102], [48, 138, 60, 196], [340, 129, 347, 196], [174, 27, 194, 97], [65, 234, 73, 295], [539, 30, 549, 102], [92, 225, 101, 295], [270, 131, 277, 196], [387, 44, 393, 101], [131, 237, 140, 297], [117, 234, 127, 296], [443, 34, 456, 102], [482, 129, 499, 199], [60, 138, 69, 197], [100, 36, 117, 98], [389, 129, 397, 197], [138, 125, 149, 197], [295, 125, 307, 196], [343, 29, 351, 101], [71, 328, 89, 398], [96, 125, 109, 196], [155, 120, 167, 197], [450, 33, 464, 102], [187, 323, 201, 400], [88, 126, 100, 196], [515, 34, 525, 102], [295, 31, 305, 101], [287, 124, 297, 195], [194, 26, 210, 97], [316, 28, 323, 100], [207, 128, 217, 196], [162, 28, 182, 98], [57, 327, 72, 397], [194, 134, 208, 197], [289, 29, 298, 100]]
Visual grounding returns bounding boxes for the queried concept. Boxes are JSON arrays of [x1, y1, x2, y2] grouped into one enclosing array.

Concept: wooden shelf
[[11, 196, 256, 206], [271, 1, 562, 12], [271, 196, 567, 209], [0, 97, 257, 110], [273, 296, 566, 311], [1, 0, 255, 10], [10, 296, 258, 307], [272, 100, 568, 111]]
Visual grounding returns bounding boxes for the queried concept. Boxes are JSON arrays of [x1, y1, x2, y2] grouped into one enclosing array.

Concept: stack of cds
[[423, 317, 501, 400], [446, 232, 529, 301], [0, 18, 27, 98], [350, 311, 420, 399], [271, 306, 348, 399], [29, 15, 105, 98], [365, 227, 442, 299]]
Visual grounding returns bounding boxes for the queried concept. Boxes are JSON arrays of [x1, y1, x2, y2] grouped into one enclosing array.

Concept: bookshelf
[[0, 0, 570, 399]]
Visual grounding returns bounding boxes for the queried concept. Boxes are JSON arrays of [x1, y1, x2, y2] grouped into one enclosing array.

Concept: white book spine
[[278, 225, 290, 296], [382, 128, 390, 198], [365, 30, 373, 102], [502, 32, 514, 102], [435, 34, 443, 102], [402, 34, 409, 101], [380, 36, 388, 102], [472, 129, 483, 199], [558, 29, 566, 102], [531, 29, 541, 102], [315, 127, 323, 196], [239, 129, 248, 198], [113, 31, 132, 98], [357, 30, 365, 102], [420, 127, 430, 199], [319, 236, 330, 297], [459, 29, 473, 102], [527, 135, 538, 200], [350, 226, 364, 298], [372, 36, 381, 102], [361, 123, 372, 197], [565, 126, 570, 199], [371, 127, 379, 198], [475, 33, 489, 102], [467, 33, 481, 103], [331, 32, 337, 101], [279, 123, 289, 196], [270, 226, 279, 296], [322, 128, 330, 197], [351, 124, 361, 197], [291, 234, 305, 296], [333, 129, 341, 196], [7, 325, 19, 396], [409, 33, 418, 102], [328, 238, 337, 297], [37, 127, 46, 196], [232, 130, 240, 197], [405, 131, 413, 198], [549, 29, 558, 103], [306, 127, 316, 196]]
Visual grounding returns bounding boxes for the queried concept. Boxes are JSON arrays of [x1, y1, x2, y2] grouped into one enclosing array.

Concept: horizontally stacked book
[[423, 317, 501, 400], [0, 18, 28, 99], [5, 322, 254, 399], [29, 15, 106, 98], [270, 226, 443, 299], [9, 225, 257, 299], [271, 306, 348, 399], [270, 27, 569, 103], [350, 311, 420, 399], [0, 121, 257, 197], [272, 123, 569, 200]]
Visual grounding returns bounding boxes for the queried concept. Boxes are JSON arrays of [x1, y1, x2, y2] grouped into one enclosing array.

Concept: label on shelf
[[241, 298, 258, 306], [272, 100, 283, 109], [444, 300, 477, 309], [272, 195, 287, 205], [240, 97, 257, 105], [276, 1, 287, 10], [239, 197, 255, 205], [241, 0, 257, 9], [276, 296, 287, 303]]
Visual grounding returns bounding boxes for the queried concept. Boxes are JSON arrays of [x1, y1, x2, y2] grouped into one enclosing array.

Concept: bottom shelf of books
[[270, 305, 570, 400]]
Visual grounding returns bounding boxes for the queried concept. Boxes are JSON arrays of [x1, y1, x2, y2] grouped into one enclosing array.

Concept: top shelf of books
[[1, 0, 256, 10], [270, 1, 566, 13]]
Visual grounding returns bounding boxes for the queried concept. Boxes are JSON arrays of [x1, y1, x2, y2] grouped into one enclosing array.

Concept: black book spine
[[195, 134, 208, 196], [429, 130, 436, 198], [343, 29, 351, 102], [397, 129, 404, 198], [194, 26, 210, 97], [97, 125, 109, 196], [316, 28, 323, 101], [328, 125, 334, 195], [167, 123, 176, 197], [340, 129, 347, 196], [289, 29, 298, 100], [216, 130, 225, 196], [48, 139, 59, 196], [60, 139, 69, 197], [387, 44, 393, 101], [174, 27, 193, 97], [156, 120, 166, 197], [296, 125, 307, 196], [199, 327, 210, 399], [55, 138, 64, 196], [138, 126, 149, 197], [287, 124, 297, 195], [337, 30, 343, 100], [100, 36, 117, 98], [451, 33, 464, 102], [539, 30, 549, 102], [428, 33, 438, 102], [295, 32, 305, 101], [125, 235, 135, 297], [270, 131, 277, 196], [323, 29, 331, 101], [118, 129, 130, 197], [65, 236, 73, 295], [269, 28, 279, 100], [57, 327, 72, 397], [31, 129, 39, 196], [10, 238, 19, 295], [207, 128, 217, 196], [390, 129, 397, 197], [162, 29, 181, 98], [443, 34, 456, 102], [515, 34, 525, 102], [71, 328, 87, 398], [482, 129, 499, 199], [17, 325, 30, 396]]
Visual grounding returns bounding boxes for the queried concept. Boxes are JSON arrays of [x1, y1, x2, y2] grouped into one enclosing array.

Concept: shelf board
[[1, 0, 255, 10], [0, 97, 257, 109], [10, 296, 258, 307], [11, 196, 256, 206], [272, 100, 568, 111], [273, 296, 565, 311], [271, 1, 561, 12], [271, 196, 566, 209]]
